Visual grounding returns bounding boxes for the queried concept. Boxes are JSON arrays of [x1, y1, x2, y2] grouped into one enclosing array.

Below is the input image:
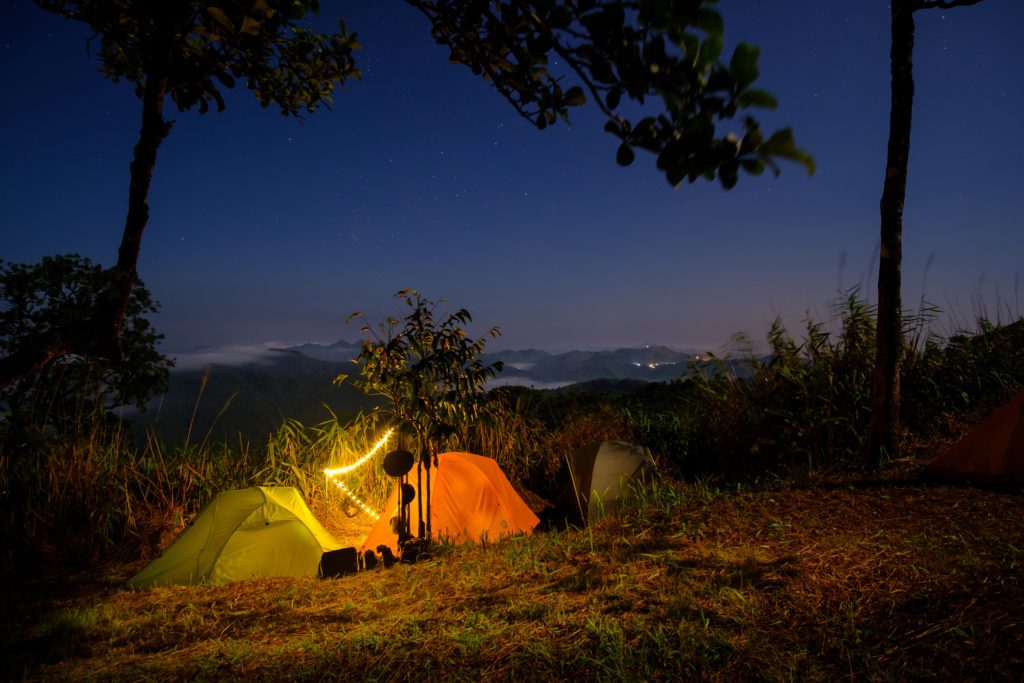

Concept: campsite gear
[[401, 483, 416, 506], [377, 545, 398, 568], [320, 547, 360, 577], [400, 537, 429, 563], [925, 390, 1024, 487], [383, 449, 414, 477], [128, 486, 342, 588], [363, 549, 378, 570], [362, 451, 539, 555], [555, 441, 658, 527], [382, 449, 417, 546]]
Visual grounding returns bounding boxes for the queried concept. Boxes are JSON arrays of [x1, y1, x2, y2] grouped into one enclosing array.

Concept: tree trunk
[[90, 20, 177, 361], [866, 0, 915, 464], [0, 336, 73, 390], [0, 13, 178, 391]]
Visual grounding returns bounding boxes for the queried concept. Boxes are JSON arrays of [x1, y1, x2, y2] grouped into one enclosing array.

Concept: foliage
[[36, 0, 361, 117], [677, 292, 878, 475], [623, 300, 1022, 479], [0, 410, 389, 570], [342, 290, 504, 457], [0, 255, 171, 436], [0, 1, 362, 393], [9, 0, 812, 391], [410, 0, 814, 188], [901, 317, 1024, 433], [1, 297, 1020, 571]]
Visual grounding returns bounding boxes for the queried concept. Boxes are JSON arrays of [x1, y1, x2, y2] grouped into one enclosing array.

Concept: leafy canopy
[[0, 255, 172, 431], [40, 0, 809, 184], [8, 0, 813, 399], [409, 0, 814, 188], [341, 290, 504, 454], [36, 0, 361, 116]]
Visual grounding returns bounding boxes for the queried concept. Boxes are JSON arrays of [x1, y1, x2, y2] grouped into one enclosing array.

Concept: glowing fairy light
[[336, 480, 381, 520], [324, 428, 392, 519], [324, 428, 394, 477]]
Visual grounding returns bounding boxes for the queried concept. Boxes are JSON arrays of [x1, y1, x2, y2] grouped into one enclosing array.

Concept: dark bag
[[320, 547, 359, 577]]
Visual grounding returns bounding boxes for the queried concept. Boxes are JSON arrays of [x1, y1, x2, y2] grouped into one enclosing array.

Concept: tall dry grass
[[1, 291, 1021, 571]]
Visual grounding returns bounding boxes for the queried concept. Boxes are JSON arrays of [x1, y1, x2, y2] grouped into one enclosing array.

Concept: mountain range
[[273, 339, 704, 385], [135, 340, 713, 444]]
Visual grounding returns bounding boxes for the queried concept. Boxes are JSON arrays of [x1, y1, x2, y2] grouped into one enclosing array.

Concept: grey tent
[[555, 440, 658, 526]]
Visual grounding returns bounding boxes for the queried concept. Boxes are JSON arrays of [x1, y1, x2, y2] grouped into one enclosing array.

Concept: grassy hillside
[[2, 307, 1021, 679], [4, 472, 1021, 680], [137, 350, 379, 444]]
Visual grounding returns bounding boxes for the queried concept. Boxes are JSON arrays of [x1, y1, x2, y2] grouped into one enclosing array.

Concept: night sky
[[2, 1, 1022, 356]]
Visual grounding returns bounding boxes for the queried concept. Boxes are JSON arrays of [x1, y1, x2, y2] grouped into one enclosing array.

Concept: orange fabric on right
[[925, 390, 1024, 486]]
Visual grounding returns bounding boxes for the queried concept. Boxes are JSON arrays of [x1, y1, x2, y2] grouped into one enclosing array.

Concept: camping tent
[[925, 390, 1024, 487], [361, 451, 539, 554], [128, 486, 342, 588], [555, 440, 657, 526]]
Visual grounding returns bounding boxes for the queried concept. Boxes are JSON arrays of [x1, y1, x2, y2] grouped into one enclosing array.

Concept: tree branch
[[914, 0, 986, 10], [508, 0, 619, 120], [0, 333, 72, 389]]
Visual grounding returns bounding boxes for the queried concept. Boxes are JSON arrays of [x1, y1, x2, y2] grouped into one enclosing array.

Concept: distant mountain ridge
[[283, 340, 704, 385], [286, 339, 362, 363], [486, 344, 700, 385], [137, 340, 713, 443]]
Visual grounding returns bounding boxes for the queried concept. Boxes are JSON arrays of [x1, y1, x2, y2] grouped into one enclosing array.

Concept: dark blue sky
[[2, 1, 1022, 353]]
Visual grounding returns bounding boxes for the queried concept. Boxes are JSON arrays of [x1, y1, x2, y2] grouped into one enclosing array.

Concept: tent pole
[[398, 472, 408, 545], [416, 457, 424, 539], [425, 448, 432, 540]]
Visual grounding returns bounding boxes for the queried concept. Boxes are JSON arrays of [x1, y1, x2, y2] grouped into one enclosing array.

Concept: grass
[[3, 469, 1021, 681], [2, 302, 1022, 679]]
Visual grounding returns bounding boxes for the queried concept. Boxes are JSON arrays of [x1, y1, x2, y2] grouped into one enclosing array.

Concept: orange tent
[[361, 451, 539, 555], [925, 390, 1024, 487]]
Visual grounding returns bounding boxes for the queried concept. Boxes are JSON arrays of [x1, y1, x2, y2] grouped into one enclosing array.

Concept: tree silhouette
[[865, 0, 987, 463], [2, 0, 812, 392], [0, 255, 171, 436], [342, 290, 503, 540], [2, 0, 359, 390]]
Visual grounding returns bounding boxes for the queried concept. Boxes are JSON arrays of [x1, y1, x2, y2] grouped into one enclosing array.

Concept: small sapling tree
[[340, 289, 503, 540]]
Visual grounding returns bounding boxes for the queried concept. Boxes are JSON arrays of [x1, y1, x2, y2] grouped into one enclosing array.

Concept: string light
[[324, 428, 393, 519], [324, 428, 394, 477], [336, 480, 381, 520]]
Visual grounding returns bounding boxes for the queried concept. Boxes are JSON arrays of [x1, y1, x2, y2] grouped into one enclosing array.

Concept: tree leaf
[[214, 71, 236, 88], [729, 43, 760, 89], [695, 8, 724, 37], [740, 159, 766, 175], [700, 33, 723, 65], [616, 142, 636, 166], [737, 88, 777, 110], [206, 7, 235, 32], [605, 87, 621, 110], [564, 85, 586, 106], [758, 128, 816, 175], [240, 16, 262, 36]]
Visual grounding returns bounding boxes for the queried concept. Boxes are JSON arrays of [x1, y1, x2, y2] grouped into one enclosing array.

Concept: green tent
[[128, 486, 341, 588], [555, 441, 658, 527]]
